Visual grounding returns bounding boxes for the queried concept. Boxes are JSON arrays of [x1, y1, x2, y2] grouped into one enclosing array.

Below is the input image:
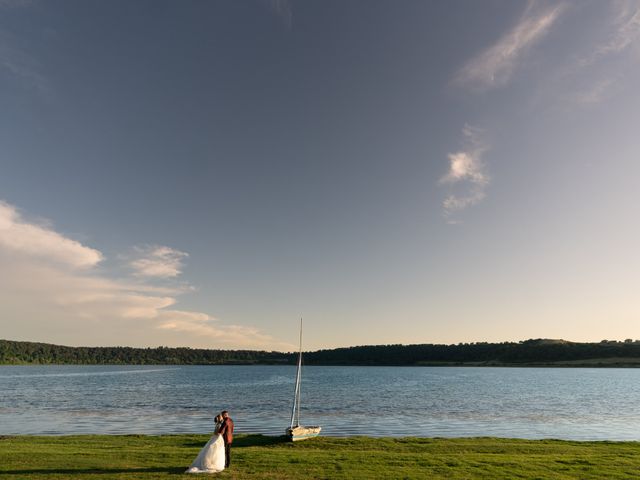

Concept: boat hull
[[286, 425, 321, 441]]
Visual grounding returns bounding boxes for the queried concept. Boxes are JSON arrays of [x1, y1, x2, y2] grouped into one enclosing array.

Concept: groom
[[218, 410, 234, 468]]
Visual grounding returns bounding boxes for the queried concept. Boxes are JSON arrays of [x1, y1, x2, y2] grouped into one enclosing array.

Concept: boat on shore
[[286, 320, 321, 442]]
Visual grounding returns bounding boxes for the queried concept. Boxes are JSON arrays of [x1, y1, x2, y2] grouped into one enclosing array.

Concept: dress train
[[186, 432, 225, 473]]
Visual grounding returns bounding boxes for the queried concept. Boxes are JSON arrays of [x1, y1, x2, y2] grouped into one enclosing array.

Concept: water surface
[[1, 365, 639, 440]]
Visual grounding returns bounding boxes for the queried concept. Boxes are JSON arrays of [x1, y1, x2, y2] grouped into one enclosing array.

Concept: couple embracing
[[186, 410, 234, 474]]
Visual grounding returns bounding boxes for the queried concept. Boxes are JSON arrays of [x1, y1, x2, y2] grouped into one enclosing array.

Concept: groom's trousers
[[224, 441, 231, 468]]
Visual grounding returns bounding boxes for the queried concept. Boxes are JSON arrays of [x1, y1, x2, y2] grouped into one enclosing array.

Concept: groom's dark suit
[[219, 416, 234, 468]]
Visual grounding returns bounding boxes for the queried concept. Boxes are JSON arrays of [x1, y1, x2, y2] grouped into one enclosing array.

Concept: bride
[[186, 414, 226, 473]]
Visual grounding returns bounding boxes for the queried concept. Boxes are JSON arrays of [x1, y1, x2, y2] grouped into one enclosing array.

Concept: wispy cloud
[[567, 76, 619, 105], [265, 0, 293, 29], [0, 200, 288, 349], [129, 245, 189, 278], [0, 29, 49, 93], [439, 126, 490, 219], [455, 2, 566, 91], [585, 0, 640, 65], [565, 0, 640, 105], [157, 311, 279, 347]]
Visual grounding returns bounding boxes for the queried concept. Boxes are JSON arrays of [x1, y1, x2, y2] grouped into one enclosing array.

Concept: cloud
[[129, 245, 189, 278], [587, 0, 640, 64], [440, 150, 489, 186], [0, 201, 102, 268], [0, 200, 286, 350], [157, 311, 281, 348], [567, 77, 619, 105], [455, 2, 566, 91], [0, 29, 49, 93], [563, 1, 640, 105], [442, 190, 486, 213], [265, 0, 293, 29], [439, 126, 490, 218]]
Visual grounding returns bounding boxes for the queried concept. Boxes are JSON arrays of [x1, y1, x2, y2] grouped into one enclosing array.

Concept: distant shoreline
[[3, 361, 640, 368], [3, 338, 640, 367]]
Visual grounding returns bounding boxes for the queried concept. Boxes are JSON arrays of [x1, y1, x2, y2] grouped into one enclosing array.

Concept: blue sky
[[1, 0, 639, 350]]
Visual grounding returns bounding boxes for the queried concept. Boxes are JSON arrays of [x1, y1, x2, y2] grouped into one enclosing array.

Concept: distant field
[[2, 434, 640, 479]]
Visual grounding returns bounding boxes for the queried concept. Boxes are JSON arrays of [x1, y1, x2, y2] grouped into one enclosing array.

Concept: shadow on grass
[[234, 434, 288, 448], [0, 467, 186, 476], [182, 434, 287, 449], [182, 441, 208, 447]]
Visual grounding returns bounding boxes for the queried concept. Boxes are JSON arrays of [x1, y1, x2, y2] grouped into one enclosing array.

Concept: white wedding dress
[[186, 424, 226, 474]]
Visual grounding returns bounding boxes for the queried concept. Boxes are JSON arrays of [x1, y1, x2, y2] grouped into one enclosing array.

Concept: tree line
[[303, 339, 640, 365], [0, 339, 290, 365], [2, 338, 640, 366]]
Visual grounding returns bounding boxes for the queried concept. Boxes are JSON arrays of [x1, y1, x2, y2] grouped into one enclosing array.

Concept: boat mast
[[296, 318, 303, 428], [290, 318, 303, 428]]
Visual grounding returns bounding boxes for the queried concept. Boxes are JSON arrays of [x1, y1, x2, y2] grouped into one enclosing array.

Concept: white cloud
[[440, 151, 489, 186], [455, 2, 566, 91], [157, 311, 282, 348], [0, 200, 286, 350], [129, 245, 189, 278], [0, 201, 102, 268], [439, 126, 490, 218]]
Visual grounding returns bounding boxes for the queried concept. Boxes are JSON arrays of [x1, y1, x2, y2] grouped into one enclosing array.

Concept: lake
[[2, 365, 640, 440]]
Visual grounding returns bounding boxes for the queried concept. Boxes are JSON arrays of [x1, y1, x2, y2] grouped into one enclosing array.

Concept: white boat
[[286, 320, 321, 441]]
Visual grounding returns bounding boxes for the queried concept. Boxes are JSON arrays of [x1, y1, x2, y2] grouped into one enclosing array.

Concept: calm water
[[1, 365, 639, 440]]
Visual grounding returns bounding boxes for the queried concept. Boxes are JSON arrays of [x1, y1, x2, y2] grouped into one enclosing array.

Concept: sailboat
[[286, 319, 321, 442]]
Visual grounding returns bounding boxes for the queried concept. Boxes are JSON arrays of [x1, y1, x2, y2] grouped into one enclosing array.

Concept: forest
[[2, 338, 640, 366]]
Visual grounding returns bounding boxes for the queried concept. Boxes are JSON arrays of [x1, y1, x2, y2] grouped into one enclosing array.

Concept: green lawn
[[1, 434, 639, 479]]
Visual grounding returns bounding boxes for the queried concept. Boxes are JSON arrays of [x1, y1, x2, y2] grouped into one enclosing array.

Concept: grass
[[1, 434, 640, 479]]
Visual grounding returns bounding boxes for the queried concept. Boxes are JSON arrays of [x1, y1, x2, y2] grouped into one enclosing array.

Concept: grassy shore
[[1, 434, 640, 479]]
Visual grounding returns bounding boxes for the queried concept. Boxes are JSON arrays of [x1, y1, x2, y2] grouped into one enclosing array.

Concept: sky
[[1, 0, 639, 351]]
